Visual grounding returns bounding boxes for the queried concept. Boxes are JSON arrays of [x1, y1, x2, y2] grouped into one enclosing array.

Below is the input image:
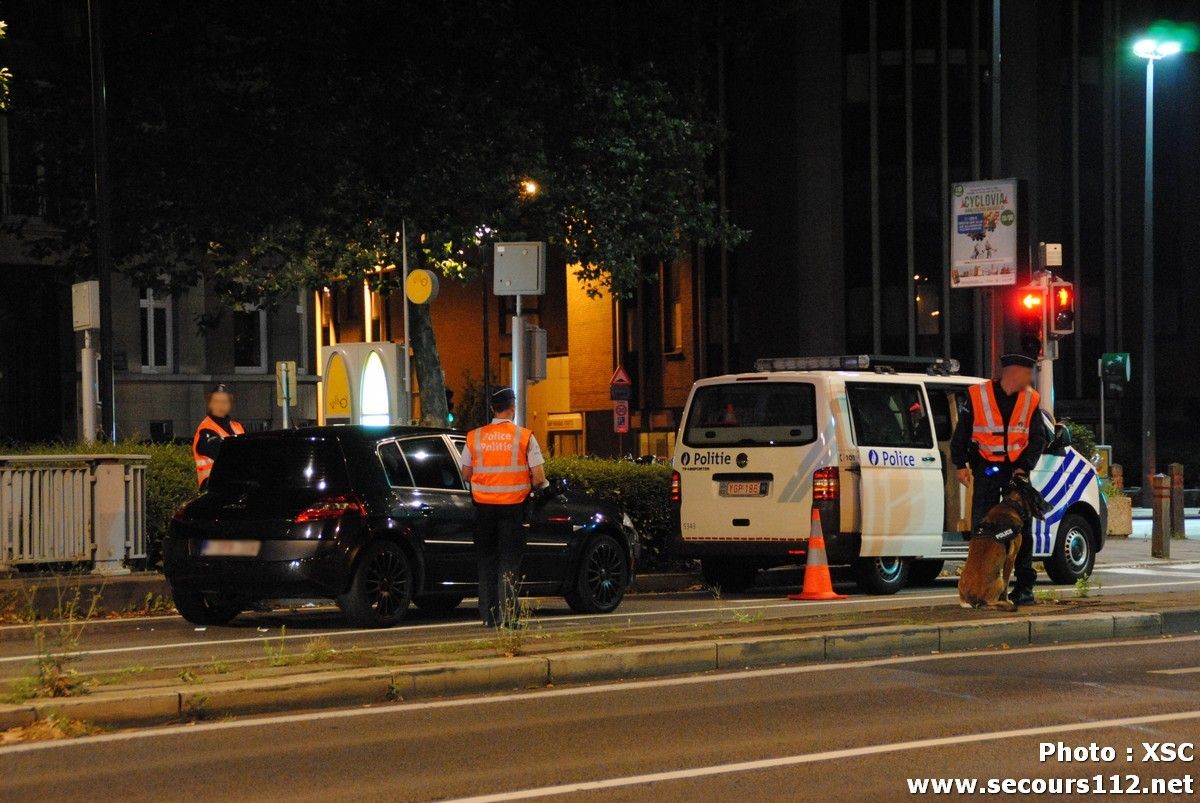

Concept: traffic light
[[1050, 280, 1075, 336], [1017, 285, 1046, 357], [444, 388, 456, 426]]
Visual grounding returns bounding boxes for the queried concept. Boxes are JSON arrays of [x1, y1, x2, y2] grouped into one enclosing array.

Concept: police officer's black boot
[[1011, 586, 1036, 606]]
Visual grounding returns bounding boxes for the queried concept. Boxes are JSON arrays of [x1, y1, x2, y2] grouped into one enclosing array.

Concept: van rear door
[[846, 381, 943, 558], [676, 379, 825, 541]]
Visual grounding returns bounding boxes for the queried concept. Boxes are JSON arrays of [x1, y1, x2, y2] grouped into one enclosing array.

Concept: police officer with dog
[[459, 387, 552, 627], [951, 353, 1046, 606]]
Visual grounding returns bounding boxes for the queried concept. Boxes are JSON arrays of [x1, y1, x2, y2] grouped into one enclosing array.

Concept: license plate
[[720, 481, 767, 497], [200, 539, 261, 557]]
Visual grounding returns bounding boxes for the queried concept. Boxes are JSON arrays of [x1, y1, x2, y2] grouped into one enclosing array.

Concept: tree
[[25, 0, 745, 425]]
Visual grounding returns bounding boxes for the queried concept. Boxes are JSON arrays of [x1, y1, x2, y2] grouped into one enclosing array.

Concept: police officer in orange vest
[[950, 354, 1046, 606], [459, 387, 550, 627], [192, 383, 245, 489]]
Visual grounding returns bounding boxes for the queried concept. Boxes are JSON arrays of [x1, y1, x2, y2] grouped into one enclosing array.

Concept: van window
[[683, 382, 817, 447], [847, 383, 933, 449]]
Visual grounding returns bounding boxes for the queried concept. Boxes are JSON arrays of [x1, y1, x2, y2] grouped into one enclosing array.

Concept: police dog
[[958, 475, 1052, 611]]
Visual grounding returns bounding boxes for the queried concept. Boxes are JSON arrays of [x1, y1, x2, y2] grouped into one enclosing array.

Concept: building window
[[139, 289, 172, 372], [234, 305, 268, 372], [662, 260, 682, 354]]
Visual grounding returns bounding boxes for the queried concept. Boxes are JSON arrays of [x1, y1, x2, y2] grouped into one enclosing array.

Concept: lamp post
[[1133, 36, 1181, 502]]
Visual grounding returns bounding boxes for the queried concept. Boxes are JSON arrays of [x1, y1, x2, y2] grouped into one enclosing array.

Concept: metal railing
[[0, 454, 148, 573]]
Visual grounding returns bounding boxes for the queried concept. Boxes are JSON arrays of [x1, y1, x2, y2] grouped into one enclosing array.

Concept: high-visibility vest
[[466, 420, 533, 505], [968, 381, 1040, 463], [192, 416, 245, 486]]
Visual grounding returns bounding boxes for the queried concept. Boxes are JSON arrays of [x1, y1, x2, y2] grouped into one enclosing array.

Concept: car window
[[399, 437, 464, 491], [208, 436, 350, 492], [847, 383, 933, 449], [378, 441, 414, 487], [683, 382, 817, 447]]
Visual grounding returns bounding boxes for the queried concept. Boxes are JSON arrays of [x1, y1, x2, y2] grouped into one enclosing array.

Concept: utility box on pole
[[72, 280, 102, 441], [494, 242, 547, 426]]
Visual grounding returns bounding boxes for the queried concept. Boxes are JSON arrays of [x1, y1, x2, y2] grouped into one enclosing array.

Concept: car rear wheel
[[171, 586, 244, 626], [852, 556, 911, 595], [700, 558, 759, 593], [1045, 513, 1096, 584], [413, 594, 466, 613], [565, 534, 629, 614], [337, 541, 413, 627], [908, 559, 945, 586]]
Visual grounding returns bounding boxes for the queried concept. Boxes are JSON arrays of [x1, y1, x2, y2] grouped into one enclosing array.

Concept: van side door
[[846, 382, 944, 558]]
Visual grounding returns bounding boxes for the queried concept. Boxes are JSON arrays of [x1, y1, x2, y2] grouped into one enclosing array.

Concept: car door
[[394, 435, 477, 587], [846, 381, 944, 558]]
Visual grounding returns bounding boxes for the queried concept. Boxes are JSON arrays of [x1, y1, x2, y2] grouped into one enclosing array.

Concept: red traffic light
[[1050, 280, 1075, 336]]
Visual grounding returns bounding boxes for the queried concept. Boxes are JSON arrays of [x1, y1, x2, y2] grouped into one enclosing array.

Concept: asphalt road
[[2, 635, 1198, 801], [2, 561, 1200, 682]]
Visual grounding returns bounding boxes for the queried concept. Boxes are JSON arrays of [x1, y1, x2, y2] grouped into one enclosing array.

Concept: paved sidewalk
[[1098, 535, 1200, 565]]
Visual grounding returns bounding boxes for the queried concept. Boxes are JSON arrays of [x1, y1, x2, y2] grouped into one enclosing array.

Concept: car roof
[[238, 425, 457, 443], [692, 371, 987, 386]]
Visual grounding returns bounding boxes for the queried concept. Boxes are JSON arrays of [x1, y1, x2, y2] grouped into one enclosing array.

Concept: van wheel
[[701, 558, 759, 594], [852, 557, 910, 595], [171, 586, 243, 626], [337, 541, 413, 627], [1045, 513, 1096, 584], [909, 559, 945, 586]]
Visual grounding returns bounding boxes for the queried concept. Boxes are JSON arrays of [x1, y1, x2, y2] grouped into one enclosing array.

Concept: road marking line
[[1, 577, 1197, 665], [440, 710, 1200, 802], [0, 594, 958, 665], [1149, 666, 1200, 675], [0, 634, 1196, 756]]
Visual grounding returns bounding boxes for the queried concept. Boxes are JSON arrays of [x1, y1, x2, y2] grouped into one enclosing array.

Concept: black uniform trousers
[[970, 466, 1037, 592], [473, 502, 527, 626]]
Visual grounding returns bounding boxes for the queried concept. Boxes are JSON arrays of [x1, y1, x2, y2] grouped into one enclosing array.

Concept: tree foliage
[[26, 0, 742, 302]]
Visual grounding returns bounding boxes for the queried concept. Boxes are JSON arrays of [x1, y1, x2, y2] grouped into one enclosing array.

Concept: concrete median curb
[[2, 605, 1197, 734]]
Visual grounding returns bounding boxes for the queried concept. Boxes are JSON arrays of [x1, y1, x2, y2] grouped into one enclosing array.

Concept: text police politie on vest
[[867, 448, 916, 467]]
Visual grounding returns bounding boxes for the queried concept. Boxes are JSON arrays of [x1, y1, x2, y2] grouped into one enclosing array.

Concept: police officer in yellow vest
[[950, 354, 1046, 606], [459, 387, 550, 627], [192, 383, 245, 489]]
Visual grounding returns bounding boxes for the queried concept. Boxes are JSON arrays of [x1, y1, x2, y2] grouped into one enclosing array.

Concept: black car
[[165, 426, 639, 627]]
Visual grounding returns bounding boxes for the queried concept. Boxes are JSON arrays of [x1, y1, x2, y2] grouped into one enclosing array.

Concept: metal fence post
[[92, 457, 132, 575], [1150, 473, 1171, 559], [1168, 463, 1185, 540]]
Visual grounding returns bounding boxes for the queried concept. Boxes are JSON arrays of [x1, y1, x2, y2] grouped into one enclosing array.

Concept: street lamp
[[1133, 35, 1182, 502]]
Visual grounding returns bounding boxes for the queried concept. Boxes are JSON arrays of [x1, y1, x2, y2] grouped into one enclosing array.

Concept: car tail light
[[295, 494, 368, 523], [670, 471, 682, 504], [812, 467, 839, 501]]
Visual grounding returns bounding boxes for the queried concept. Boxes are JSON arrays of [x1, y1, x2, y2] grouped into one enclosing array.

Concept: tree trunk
[[408, 299, 448, 426]]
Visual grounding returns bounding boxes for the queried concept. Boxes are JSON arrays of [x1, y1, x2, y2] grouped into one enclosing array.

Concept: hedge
[[544, 456, 677, 570], [12, 441, 196, 568]]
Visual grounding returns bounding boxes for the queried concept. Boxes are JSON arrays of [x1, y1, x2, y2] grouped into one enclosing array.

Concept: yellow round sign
[[405, 269, 440, 304]]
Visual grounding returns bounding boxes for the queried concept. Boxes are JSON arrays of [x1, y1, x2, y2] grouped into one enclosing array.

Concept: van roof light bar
[[753, 354, 961, 375]]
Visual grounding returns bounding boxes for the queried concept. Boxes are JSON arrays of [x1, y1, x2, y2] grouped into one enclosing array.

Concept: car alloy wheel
[[566, 534, 629, 613], [364, 547, 410, 618]]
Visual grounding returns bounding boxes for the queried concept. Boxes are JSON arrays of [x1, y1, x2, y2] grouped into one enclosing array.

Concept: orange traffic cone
[[787, 508, 847, 601]]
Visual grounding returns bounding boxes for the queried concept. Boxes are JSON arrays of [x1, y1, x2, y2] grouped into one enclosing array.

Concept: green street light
[[1132, 32, 1184, 501]]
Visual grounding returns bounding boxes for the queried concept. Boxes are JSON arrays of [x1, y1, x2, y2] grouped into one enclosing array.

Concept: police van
[[668, 355, 1106, 595]]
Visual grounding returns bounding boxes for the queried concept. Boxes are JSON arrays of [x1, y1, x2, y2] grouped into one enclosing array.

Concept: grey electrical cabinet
[[493, 241, 546, 295]]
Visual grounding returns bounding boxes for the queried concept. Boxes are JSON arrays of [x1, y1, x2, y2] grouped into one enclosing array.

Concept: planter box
[[1107, 495, 1132, 537]]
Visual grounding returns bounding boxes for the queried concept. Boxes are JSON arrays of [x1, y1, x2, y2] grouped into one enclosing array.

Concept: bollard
[[1168, 463, 1186, 540], [1111, 464, 1124, 491], [1150, 473, 1171, 559]]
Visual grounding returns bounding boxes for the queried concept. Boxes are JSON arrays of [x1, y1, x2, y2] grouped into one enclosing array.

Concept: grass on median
[[0, 712, 101, 744], [5, 582, 102, 703]]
